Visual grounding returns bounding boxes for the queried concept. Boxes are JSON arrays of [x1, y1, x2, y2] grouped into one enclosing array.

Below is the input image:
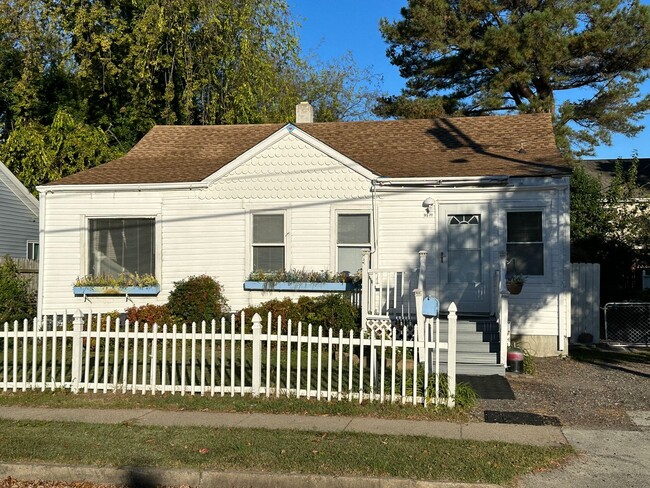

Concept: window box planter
[[243, 281, 358, 292], [73, 285, 161, 296]]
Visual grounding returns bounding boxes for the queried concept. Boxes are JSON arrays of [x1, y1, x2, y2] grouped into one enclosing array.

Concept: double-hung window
[[506, 211, 544, 276], [88, 218, 155, 277], [337, 213, 370, 274], [252, 214, 285, 272]]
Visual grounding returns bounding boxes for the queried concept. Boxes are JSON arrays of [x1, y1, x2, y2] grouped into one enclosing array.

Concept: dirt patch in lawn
[[472, 344, 650, 428]]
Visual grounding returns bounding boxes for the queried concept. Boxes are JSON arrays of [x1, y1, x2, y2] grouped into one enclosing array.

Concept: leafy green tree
[[379, 0, 650, 157], [0, 256, 35, 324], [1, 109, 119, 194]]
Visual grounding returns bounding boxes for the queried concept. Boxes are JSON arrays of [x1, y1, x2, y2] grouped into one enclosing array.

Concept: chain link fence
[[604, 303, 650, 345]]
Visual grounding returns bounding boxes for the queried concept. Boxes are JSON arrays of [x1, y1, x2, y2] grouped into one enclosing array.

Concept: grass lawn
[[0, 418, 574, 485]]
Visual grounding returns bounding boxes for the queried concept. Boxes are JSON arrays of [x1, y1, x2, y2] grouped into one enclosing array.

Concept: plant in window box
[[73, 273, 160, 296], [505, 274, 526, 295], [244, 268, 362, 292]]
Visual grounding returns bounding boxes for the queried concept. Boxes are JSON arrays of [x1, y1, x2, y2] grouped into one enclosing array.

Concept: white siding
[[0, 164, 39, 258]]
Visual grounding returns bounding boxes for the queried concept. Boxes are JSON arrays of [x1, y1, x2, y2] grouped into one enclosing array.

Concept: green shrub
[[167, 275, 228, 323], [126, 304, 174, 327], [240, 294, 360, 334], [0, 256, 35, 324]]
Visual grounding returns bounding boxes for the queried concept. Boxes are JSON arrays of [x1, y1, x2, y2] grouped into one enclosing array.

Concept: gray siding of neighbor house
[[0, 163, 39, 259]]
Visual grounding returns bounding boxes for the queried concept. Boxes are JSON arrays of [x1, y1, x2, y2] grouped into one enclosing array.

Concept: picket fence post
[[251, 313, 262, 397], [447, 302, 457, 408], [71, 310, 84, 394]]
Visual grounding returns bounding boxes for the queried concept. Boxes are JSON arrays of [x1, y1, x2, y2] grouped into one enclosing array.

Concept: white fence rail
[[1, 308, 458, 407]]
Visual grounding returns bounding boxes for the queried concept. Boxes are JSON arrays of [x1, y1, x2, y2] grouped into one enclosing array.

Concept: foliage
[[240, 294, 360, 334], [167, 275, 229, 323], [74, 273, 159, 288], [397, 372, 478, 410], [0, 256, 35, 323], [126, 304, 174, 327], [1, 109, 120, 195], [379, 0, 650, 158], [571, 155, 650, 301], [506, 274, 527, 285], [248, 268, 361, 285]]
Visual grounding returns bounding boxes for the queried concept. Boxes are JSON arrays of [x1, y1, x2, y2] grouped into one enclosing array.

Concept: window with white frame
[[252, 214, 285, 272], [88, 218, 155, 277], [26, 241, 39, 261], [506, 211, 544, 276], [337, 213, 370, 274]]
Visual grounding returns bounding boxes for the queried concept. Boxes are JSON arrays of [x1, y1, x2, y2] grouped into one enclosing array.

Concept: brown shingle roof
[[49, 114, 568, 186]]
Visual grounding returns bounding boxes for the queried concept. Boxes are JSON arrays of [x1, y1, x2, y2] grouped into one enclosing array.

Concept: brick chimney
[[295, 101, 314, 123]]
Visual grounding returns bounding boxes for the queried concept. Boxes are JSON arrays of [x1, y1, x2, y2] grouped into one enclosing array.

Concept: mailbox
[[422, 296, 440, 318]]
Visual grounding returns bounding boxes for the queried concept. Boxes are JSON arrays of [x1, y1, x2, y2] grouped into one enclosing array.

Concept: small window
[[89, 218, 155, 277], [252, 214, 285, 272], [337, 213, 370, 274], [507, 211, 543, 276], [26, 241, 39, 261]]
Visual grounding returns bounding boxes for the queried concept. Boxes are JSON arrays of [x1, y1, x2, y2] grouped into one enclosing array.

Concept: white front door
[[438, 205, 490, 314]]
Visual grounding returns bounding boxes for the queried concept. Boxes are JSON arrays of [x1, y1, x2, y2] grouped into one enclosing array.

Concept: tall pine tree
[[379, 0, 650, 158]]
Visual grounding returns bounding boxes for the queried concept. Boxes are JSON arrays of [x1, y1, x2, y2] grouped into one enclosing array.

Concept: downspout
[[36, 190, 47, 322]]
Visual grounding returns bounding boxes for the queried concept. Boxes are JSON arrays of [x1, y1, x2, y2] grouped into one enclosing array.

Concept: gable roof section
[[48, 113, 568, 187], [0, 162, 39, 216]]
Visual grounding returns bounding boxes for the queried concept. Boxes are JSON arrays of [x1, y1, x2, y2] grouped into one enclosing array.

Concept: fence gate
[[604, 302, 650, 345], [571, 263, 600, 343]]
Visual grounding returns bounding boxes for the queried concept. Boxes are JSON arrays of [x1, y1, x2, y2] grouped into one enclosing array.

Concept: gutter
[[36, 181, 209, 193], [374, 176, 510, 187]]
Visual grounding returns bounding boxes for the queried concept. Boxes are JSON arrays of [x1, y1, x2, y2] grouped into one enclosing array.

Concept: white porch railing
[[1, 309, 459, 407], [497, 251, 510, 366]]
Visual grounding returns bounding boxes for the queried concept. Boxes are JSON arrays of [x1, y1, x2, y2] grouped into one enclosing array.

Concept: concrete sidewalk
[[0, 406, 567, 447]]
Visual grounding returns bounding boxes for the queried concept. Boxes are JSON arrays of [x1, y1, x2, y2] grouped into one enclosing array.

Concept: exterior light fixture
[[422, 197, 434, 215]]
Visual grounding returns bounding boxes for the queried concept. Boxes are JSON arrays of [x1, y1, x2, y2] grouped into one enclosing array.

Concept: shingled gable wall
[[37, 118, 571, 356]]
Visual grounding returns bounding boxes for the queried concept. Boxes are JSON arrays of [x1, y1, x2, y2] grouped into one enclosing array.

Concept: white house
[[0, 162, 39, 260], [37, 105, 571, 357]]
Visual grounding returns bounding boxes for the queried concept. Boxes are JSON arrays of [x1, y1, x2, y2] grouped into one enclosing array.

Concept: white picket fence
[[1, 306, 458, 407]]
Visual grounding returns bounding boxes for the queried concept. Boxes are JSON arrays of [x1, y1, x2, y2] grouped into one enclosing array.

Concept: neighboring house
[[37, 104, 571, 356], [0, 162, 39, 260], [581, 157, 650, 291]]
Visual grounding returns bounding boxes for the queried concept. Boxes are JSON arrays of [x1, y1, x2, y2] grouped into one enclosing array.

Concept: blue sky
[[290, 0, 649, 159]]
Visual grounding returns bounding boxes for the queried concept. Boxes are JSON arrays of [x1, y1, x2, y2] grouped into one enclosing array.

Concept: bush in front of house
[[240, 294, 360, 334], [167, 274, 229, 323], [0, 256, 35, 324], [126, 304, 174, 327]]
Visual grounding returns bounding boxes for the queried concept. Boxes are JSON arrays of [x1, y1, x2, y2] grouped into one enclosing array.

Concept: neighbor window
[[252, 214, 285, 272], [337, 213, 370, 274], [506, 211, 544, 275], [26, 241, 39, 261], [88, 218, 155, 277]]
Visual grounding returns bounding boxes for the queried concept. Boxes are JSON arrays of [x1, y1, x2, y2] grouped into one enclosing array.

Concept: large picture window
[[337, 213, 370, 274], [89, 218, 155, 277], [507, 211, 544, 276], [252, 214, 285, 272]]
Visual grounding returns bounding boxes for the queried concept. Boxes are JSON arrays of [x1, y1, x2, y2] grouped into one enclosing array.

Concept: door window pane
[[447, 214, 481, 283], [89, 218, 155, 277]]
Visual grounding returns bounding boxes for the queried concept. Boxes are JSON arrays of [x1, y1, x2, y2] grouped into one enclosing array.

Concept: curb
[[0, 462, 502, 488]]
